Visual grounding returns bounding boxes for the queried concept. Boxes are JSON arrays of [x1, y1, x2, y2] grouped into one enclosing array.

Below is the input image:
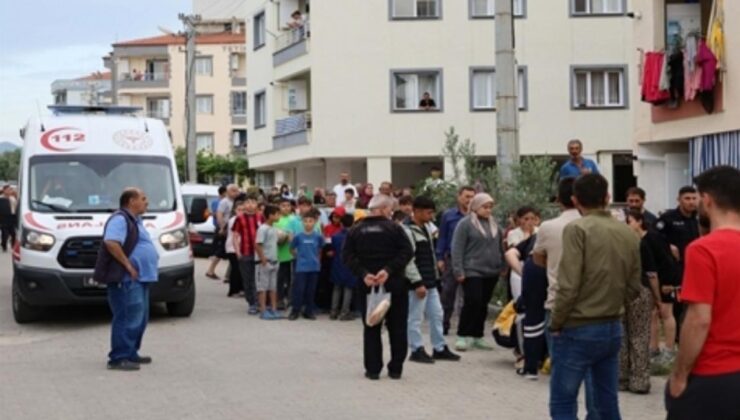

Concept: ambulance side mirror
[[188, 197, 208, 224]]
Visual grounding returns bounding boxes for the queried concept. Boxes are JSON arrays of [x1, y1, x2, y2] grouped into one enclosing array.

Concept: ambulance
[[11, 105, 206, 323]]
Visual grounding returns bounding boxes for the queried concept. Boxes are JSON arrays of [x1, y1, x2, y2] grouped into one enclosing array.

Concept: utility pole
[[495, 0, 520, 182], [179, 13, 201, 183]]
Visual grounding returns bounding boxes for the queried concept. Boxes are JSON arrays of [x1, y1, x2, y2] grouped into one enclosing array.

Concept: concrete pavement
[[0, 253, 667, 419]]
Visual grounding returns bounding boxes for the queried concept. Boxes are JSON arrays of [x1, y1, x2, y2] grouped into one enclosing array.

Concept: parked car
[[181, 183, 220, 258]]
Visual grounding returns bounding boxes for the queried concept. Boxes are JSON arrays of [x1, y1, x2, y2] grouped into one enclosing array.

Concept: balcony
[[273, 20, 310, 67], [118, 71, 170, 89], [273, 112, 311, 150], [231, 110, 247, 126]]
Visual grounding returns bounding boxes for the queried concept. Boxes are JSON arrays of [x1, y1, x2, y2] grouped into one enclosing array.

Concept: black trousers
[[277, 261, 293, 304], [360, 284, 409, 375], [666, 370, 740, 420], [457, 276, 497, 338], [1, 223, 15, 251], [226, 253, 243, 296], [440, 257, 459, 330]]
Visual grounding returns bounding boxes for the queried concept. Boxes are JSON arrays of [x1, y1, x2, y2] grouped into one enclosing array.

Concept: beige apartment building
[[245, 0, 642, 201], [105, 20, 247, 156], [632, 0, 738, 211]]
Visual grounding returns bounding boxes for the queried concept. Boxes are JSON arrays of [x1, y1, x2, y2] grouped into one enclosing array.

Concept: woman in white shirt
[[505, 206, 540, 300]]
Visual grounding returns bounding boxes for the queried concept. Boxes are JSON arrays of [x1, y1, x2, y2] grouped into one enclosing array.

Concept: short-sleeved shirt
[[225, 216, 237, 254], [289, 216, 322, 236], [533, 209, 581, 309], [232, 213, 263, 257], [216, 198, 234, 231], [210, 198, 220, 227], [680, 229, 740, 375], [103, 214, 159, 283], [256, 224, 279, 263], [275, 214, 298, 262], [655, 208, 700, 265], [559, 159, 600, 179], [291, 232, 325, 273]]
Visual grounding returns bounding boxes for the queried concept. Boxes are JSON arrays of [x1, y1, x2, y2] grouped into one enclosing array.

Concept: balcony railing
[[275, 112, 311, 137], [273, 112, 311, 150], [118, 72, 170, 89], [275, 20, 310, 52]]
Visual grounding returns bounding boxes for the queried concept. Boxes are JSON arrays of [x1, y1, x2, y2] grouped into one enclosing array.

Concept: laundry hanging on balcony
[[689, 129, 740, 179]]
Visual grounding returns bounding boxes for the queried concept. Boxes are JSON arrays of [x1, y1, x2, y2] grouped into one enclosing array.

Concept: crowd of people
[[196, 156, 739, 419]]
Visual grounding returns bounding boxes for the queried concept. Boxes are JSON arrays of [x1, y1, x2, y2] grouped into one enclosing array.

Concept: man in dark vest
[[94, 188, 159, 371]]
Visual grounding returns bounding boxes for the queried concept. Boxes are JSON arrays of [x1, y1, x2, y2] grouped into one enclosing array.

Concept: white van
[[11, 105, 206, 323]]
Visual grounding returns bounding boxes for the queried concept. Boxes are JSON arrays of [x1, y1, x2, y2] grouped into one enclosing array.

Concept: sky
[[0, 0, 191, 145]]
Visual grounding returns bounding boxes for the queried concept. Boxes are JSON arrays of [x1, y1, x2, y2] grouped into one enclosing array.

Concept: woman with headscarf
[[451, 193, 504, 352], [358, 183, 374, 209]]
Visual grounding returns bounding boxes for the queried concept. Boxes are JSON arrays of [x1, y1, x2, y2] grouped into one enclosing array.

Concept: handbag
[[365, 285, 391, 327]]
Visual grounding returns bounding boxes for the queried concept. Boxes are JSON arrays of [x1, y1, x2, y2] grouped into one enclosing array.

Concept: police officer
[[342, 194, 413, 380], [655, 186, 700, 340]]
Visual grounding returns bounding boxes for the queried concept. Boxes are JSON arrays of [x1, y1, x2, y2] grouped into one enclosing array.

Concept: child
[[232, 194, 265, 314], [329, 214, 358, 321], [255, 204, 281, 320], [289, 209, 325, 320], [275, 198, 298, 309]]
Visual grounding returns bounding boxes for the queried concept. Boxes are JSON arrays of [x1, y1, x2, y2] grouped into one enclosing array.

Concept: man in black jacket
[[343, 194, 413, 380]]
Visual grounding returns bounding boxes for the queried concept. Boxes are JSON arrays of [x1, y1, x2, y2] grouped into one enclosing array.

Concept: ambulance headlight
[[22, 229, 56, 252], [160, 228, 188, 251]]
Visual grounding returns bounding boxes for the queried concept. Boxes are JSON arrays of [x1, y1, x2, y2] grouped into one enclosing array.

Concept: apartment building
[[51, 71, 112, 106], [633, 0, 738, 211], [245, 0, 639, 201], [105, 20, 247, 155]]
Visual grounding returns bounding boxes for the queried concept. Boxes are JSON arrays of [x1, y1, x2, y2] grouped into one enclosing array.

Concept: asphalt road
[[0, 253, 667, 419]]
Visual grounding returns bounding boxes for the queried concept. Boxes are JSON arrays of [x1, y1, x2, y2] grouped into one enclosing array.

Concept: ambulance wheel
[[12, 277, 42, 324]]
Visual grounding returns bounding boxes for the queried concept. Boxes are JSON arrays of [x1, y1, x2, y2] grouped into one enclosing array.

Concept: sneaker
[[303, 312, 317, 320], [455, 337, 469, 352], [205, 273, 220, 280], [268, 309, 283, 320], [260, 311, 274, 320], [130, 355, 152, 364], [339, 312, 356, 321], [516, 367, 538, 380], [472, 338, 493, 351], [329, 310, 339, 320], [388, 371, 402, 380], [288, 311, 300, 321], [107, 360, 140, 371], [248, 307, 260, 315], [433, 345, 461, 361], [658, 349, 677, 365], [409, 347, 435, 364], [365, 372, 380, 381]]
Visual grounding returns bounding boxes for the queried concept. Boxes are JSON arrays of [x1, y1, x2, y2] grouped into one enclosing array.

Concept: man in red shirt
[[666, 166, 740, 420]]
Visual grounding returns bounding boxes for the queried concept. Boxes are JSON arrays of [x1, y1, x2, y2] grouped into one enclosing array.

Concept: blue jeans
[[107, 280, 149, 363], [292, 271, 318, 315], [408, 287, 445, 352], [546, 311, 601, 420], [549, 321, 623, 420]]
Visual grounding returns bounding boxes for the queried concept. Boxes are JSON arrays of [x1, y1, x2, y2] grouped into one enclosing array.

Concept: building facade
[[51, 72, 112, 106], [633, 0, 738, 211], [105, 21, 247, 156], [245, 0, 639, 200]]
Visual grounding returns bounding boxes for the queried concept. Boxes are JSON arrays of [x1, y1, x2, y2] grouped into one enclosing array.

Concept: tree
[[424, 127, 558, 224], [175, 147, 253, 185], [0, 149, 21, 181]]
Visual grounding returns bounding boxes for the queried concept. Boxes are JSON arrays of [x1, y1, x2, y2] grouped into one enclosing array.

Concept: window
[[391, 0, 440, 19], [572, 67, 626, 109], [147, 97, 171, 119], [470, 67, 527, 110], [196, 133, 214, 153], [571, 0, 624, 15], [253, 12, 266, 49], [391, 70, 442, 111], [195, 57, 213, 76], [470, 0, 525, 18], [231, 91, 247, 116], [196, 95, 214, 114], [254, 90, 266, 128]]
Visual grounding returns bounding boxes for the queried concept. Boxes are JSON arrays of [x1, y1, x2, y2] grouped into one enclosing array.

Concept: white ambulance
[[11, 105, 206, 323]]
